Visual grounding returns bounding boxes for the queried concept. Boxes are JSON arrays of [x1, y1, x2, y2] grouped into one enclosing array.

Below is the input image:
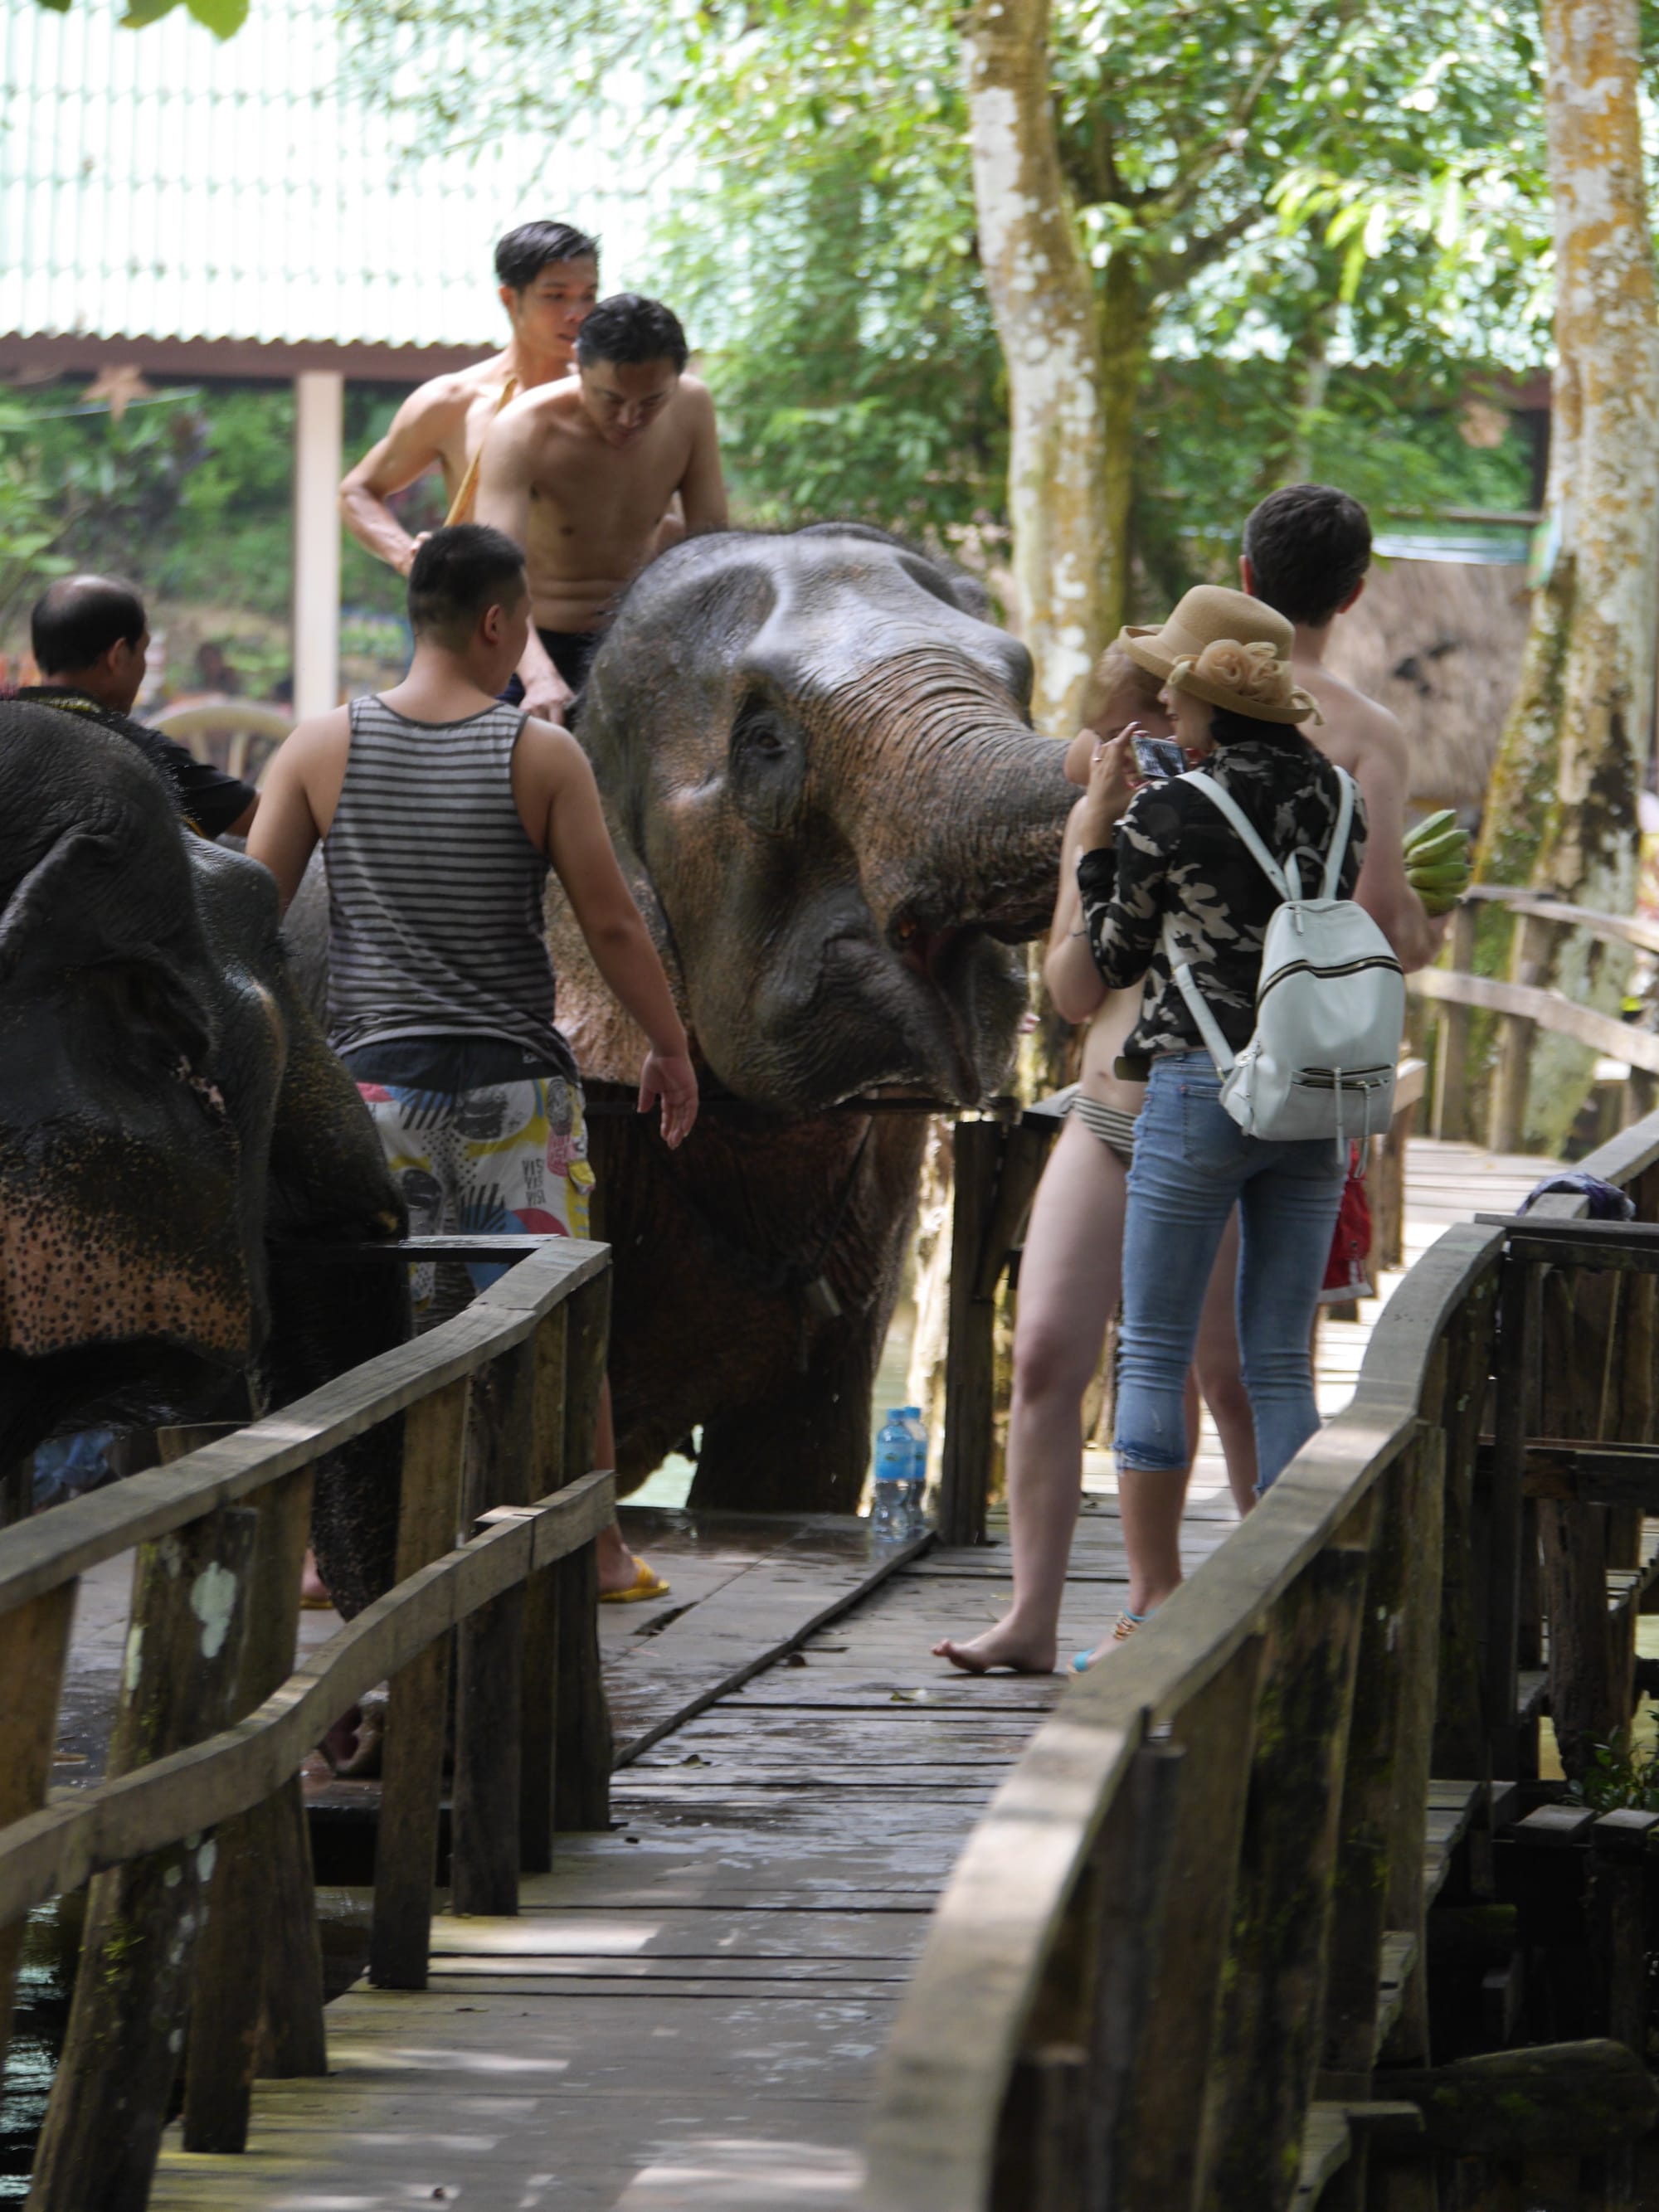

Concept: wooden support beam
[[1326, 1424, 1445, 2078], [370, 1376, 469, 1990], [938, 1118, 1004, 1548], [451, 1340, 537, 1915], [0, 1584, 75, 2093], [519, 1309, 570, 1876], [1482, 1252, 1536, 1777], [30, 1506, 257, 2211], [1122, 1638, 1265, 2212], [1194, 1539, 1371, 2212], [1384, 2040, 1658, 2156], [554, 1275, 612, 1833], [1433, 1271, 1497, 1784], [1431, 903, 1478, 1140], [183, 1463, 325, 2150]]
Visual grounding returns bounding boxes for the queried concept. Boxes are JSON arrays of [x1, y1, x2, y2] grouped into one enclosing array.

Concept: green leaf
[[187, 0, 250, 31], [119, 0, 182, 23]]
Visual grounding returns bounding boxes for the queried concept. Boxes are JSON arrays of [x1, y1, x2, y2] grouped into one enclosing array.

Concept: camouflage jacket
[[1076, 732, 1366, 1078]]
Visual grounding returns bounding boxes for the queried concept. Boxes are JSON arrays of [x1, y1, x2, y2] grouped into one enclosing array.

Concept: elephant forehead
[[744, 574, 1020, 697]]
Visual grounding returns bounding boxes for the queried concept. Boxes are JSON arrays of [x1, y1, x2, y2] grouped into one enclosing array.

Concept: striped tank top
[[324, 694, 576, 1080]]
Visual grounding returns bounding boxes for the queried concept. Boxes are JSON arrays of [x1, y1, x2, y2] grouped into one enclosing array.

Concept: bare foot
[[932, 1622, 1058, 1675], [299, 1546, 333, 1608]]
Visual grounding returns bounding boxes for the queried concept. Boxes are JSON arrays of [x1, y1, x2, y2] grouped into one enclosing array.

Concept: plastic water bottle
[[871, 1411, 912, 1540], [899, 1406, 930, 1535]]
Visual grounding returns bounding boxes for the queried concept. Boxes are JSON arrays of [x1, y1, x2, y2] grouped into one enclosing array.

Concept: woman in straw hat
[[932, 639, 1258, 1677], [1071, 586, 1356, 1666]]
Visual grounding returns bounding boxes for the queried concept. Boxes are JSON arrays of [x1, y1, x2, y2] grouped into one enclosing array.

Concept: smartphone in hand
[[1131, 734, 1187, 782]]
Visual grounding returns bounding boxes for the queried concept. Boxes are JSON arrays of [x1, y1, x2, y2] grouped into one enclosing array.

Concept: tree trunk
[[1475, 0, 1659, 1150], [963, 0, 1115, 736]]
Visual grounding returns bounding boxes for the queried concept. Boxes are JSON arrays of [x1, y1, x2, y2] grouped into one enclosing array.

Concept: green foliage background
[[2, 0, 1561, 653]]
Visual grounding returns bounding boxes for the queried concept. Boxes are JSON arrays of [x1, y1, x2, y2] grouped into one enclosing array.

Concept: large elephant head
[[0, 701, 402, 1469], [568, 526, 1075, 1111]]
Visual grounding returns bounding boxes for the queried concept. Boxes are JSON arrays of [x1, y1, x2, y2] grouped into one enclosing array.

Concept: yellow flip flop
[[600, 1554, 672, 1604]]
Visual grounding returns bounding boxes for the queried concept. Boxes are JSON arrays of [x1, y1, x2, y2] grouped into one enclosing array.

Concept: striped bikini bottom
[[1071, 1092, 1138, 1167]]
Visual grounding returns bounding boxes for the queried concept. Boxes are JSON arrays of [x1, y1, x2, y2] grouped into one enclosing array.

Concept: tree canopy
[[341, 0, 1550, 630]]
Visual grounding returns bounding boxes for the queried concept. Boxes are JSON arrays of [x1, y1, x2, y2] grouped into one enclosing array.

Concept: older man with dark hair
[[475, 292, 728, 722], [19, 575, 257, 838]]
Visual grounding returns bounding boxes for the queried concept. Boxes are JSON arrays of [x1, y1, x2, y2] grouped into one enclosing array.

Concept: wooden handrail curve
[[0, 1231, 617, 2205], [1458, 881, 1659, 961], [1423, 892, 1659, 1150], [0, 1467, 612, 1930], [863, 1111, 1659, 2210], [0, 1236, 606, 1616], [1407, 966, 1659, 1079]]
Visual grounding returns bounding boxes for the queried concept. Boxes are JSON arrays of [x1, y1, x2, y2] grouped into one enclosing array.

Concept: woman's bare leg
[[934, 1116, 1126, 1673], [1193, 1208, 1258, 1515]]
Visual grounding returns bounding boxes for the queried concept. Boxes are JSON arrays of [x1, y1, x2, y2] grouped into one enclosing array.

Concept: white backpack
[[1162, 767, 1404, 1150]]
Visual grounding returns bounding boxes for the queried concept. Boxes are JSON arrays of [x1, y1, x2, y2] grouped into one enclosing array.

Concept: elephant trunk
[[815, 655, 1076, 940]]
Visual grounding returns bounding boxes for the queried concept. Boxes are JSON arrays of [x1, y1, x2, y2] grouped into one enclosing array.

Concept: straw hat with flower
[[1117, 584, 1320, 727]]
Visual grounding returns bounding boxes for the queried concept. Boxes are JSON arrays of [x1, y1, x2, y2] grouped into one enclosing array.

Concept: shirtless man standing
[[474, 292, 728, 722], [1241, 482, 1442, 973], [339, 221, 600, 575]]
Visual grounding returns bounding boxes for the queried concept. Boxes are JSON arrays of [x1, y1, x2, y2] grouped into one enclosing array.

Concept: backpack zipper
[[1256, 953, 1404, 1004]]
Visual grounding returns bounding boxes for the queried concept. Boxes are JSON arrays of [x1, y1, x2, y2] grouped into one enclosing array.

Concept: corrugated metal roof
[[0, 0, 615, 350]]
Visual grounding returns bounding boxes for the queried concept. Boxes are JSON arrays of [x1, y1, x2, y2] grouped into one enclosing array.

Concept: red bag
[[1318, 1147, 1374, 1305]]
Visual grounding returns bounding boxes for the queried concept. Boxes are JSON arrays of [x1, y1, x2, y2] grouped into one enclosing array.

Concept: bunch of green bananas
[[1402, 809, 1472, 915]]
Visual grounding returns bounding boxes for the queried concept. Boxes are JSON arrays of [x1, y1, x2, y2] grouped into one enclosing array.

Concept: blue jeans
[[1115, 1053, 1345, 1492]]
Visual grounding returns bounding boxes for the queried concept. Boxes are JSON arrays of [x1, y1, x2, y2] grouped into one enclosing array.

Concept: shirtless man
[[1241, 482, 1443, 973], [474, 292, 728, 722], [339, 221, 600, 576]]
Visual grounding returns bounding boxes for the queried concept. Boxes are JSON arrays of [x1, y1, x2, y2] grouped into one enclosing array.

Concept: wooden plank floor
[[147, 1500, 1233, 2210], [83, 1135, 1566, 2206]]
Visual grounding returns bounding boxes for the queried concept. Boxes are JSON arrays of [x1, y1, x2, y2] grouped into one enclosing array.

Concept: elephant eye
[[732, 699, 793, 762]]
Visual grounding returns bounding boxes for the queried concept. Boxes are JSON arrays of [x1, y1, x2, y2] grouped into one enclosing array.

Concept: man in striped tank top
[[250, 524, 698, 1601]]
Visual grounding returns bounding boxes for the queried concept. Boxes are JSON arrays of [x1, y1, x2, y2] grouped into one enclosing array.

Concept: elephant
[[0, 699, 409, 1617], [549, 524, 1075, 1511]]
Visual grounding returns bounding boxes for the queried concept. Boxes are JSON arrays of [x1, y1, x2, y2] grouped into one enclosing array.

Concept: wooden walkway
[[17, 1136, 1558, 2210], [146, 1500, 1237, 2210]]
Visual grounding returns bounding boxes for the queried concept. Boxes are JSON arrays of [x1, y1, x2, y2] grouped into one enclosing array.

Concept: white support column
[[292, 370, 344, 719]]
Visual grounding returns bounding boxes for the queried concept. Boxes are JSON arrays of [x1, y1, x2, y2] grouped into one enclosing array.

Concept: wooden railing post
[[0, 1584, 75, 2092], [992, 1741, 1184, 2212], [30, 1505, 257, 2212], [1194, 1529, 1371, 2212], [1537, 1266, 1623, 1781], [518, 1305, 570, 1875], [1121, 1639, 1266, 2212], [370, 1375, 470, 1988], [937, 1116, 1004, 1548], [1488, 912, 1552, 1155], [555, 1271, 613, 1832], [1324, 1418, 1447, 2086], [1433, 1270, 1499, 1783], [452, 1338, 538, 1913], [1481, 1250, 1538, 1778], [1432, 901, 1478, 1139]]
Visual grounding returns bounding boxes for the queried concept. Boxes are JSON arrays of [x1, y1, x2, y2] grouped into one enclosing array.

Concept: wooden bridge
[[6, 1090, 1659, 2206]]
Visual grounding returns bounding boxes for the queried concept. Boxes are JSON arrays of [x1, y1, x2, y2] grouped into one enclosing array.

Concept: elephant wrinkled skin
[[552, 526, 1074, 1510], [0, 702, 409, 1616]]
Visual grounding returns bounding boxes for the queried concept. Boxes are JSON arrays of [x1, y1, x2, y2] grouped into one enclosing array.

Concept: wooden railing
[[0, 1233, 614, 2210], [1413, 887, 1659, 1151], [863, 1113, 1659, 2211]]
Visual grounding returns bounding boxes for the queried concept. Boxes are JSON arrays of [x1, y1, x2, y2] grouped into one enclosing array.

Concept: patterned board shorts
[[353, 1073, 596, 1326]]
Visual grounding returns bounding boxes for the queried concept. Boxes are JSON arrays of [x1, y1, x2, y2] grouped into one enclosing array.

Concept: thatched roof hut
[[1325, 557, 1532, 810]]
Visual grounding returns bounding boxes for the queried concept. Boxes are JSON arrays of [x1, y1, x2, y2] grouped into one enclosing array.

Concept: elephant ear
[[546, 795, 689, 1087]]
